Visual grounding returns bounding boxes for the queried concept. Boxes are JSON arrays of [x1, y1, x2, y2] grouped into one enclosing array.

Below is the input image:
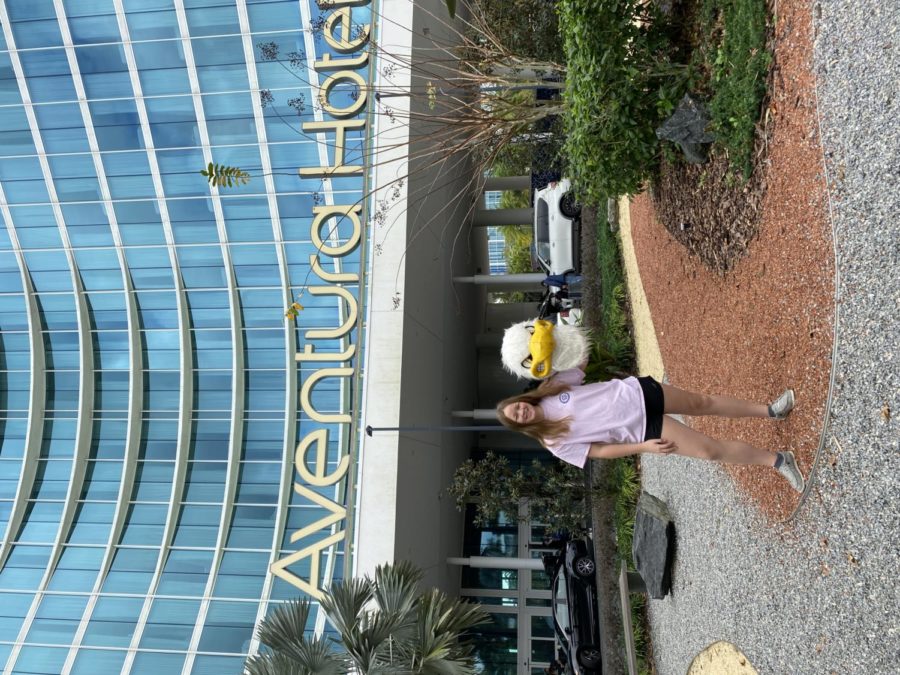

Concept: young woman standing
[[496, 366, 805, 491]]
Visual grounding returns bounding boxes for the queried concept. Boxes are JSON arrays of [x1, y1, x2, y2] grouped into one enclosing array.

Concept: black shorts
[[637, 376, 665, 441]]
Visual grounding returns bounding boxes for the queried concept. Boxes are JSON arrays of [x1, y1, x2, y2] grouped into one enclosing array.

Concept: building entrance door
[[459, 506, 558, 674]]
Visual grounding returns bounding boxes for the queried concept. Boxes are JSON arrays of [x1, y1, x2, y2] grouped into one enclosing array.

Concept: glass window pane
[[131, 651, 185, 672], [185, 5, 240, 37], [139, 598, 200, 649], [82, 596, 145, 647], [65, 6, 121, 45], [133, 40, 190, 95], [196, 599, 257, 652], [89, 99, 144, 151], [213, 551, 267, 599], [70, 649, 127, 675], [12, 646, 68, 675], [226, 505, 275, 548], [126, 7, 179, 41], [192, 655, 247, 675]]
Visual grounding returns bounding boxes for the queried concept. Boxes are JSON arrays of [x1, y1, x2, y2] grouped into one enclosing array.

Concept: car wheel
[[574, 555, 595, 577], [578, 645, 602, 669], [559, 192, 581, 218]]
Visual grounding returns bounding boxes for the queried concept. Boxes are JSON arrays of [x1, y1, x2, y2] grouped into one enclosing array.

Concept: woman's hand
[[642, 438, 677, 454]]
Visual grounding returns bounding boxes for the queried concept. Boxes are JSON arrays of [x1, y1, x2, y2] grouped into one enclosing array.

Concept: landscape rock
[[632, 491, 676, 599], [656, 94, 715, 164]]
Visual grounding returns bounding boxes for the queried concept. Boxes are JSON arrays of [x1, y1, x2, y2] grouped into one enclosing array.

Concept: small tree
[[245, 561, 487, 675], [448, 452, 597, 536]]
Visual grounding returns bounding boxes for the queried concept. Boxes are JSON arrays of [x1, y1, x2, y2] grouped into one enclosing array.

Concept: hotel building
[[0, 0, 553, 672]]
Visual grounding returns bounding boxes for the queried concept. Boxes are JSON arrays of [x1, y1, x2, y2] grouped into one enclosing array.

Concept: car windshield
[[552, 570, 570, 634]]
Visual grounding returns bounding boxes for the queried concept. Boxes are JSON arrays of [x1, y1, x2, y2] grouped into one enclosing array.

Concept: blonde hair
[[496, 378, 573, 445]]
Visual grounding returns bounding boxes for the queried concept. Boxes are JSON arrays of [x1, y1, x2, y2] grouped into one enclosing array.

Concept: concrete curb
[[616, 197, 666, 381]]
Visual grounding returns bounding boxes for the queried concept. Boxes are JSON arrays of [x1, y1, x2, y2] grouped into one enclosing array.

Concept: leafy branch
[[199, 163, 250, 188]]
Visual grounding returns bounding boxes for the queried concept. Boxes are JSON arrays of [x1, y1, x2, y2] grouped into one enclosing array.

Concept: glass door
[[459, 503, 555, 674], [522, 519, 555, 673]]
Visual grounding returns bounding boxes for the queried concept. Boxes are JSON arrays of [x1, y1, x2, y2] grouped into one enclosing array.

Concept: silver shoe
[[777, 451, 805, 492], [769, 389, 795, 420]]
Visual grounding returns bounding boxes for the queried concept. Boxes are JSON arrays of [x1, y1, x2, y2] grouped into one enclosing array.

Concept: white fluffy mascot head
[[501, 319, 589, 380]]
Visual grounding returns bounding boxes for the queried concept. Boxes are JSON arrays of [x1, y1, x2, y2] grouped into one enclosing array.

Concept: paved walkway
[[617, 1, 900, 672]]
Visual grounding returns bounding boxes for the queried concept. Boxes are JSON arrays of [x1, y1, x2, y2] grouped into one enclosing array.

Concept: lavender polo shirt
[[539, 368, 647, 468]]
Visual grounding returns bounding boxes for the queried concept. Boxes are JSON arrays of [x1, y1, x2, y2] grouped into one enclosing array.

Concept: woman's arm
[[588, 438, 677, 460]]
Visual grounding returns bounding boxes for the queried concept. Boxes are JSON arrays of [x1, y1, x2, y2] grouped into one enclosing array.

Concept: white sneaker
[[769, 389, 795, 420], [777, 451, 805, 492]]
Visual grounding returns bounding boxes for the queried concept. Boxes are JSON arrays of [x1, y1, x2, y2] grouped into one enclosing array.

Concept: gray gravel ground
[[641, 1, 900, 673]]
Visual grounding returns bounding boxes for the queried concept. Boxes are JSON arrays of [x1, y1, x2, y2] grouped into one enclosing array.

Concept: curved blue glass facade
[[0, 0, 371, 672]]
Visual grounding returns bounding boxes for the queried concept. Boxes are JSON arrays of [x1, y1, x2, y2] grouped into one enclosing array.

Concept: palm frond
[[405, 590, 488, 675], [256, 599, 312, 653], [251, 601, 346, 674], [373, 560, 423, 619], [338, 610, 412, 673], [419, 659, 478, 675], [419, 589, 489, 637], [249, 562, 487, 675], [367, 662, 414, 675], [284, 639, 348, 675], [244, 652, 308, 675], [319, 577, 374, 638]]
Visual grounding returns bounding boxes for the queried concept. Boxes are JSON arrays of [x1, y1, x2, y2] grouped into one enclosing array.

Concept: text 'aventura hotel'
[[0, 0, 382, 672]]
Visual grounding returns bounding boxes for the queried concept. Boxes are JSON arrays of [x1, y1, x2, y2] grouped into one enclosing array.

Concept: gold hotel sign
[[270, 0, 372, 600]]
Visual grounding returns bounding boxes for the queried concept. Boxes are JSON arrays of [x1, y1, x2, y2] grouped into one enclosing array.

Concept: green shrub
[[450, 452, 598, 536], [610, 457, 640, 563], [499, 191, 531, 211], [559, 0, 685, 202], [583, 337, 627, 383], [491, 118, 567, 181]]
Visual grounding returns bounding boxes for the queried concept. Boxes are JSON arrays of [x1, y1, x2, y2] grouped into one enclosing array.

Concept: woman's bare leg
[[661, 383, 770, 419], [660, 415, 776, 466]]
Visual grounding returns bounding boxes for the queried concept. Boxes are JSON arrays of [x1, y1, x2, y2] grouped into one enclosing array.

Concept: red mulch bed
[[629, 0, 834, 521]]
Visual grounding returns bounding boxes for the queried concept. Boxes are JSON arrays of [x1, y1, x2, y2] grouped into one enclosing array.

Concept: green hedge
[[559, 0, 684, 202]]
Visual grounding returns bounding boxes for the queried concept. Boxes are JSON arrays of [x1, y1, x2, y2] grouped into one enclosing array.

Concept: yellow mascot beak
[[527, 320, 556, 379]]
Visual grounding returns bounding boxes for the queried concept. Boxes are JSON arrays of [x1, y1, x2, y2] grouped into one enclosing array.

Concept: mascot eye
[[526, 325, 535, 335], [521, 357, 533, 368]]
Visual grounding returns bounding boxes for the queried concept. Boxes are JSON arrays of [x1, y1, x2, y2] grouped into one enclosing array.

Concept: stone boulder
[[632, 491, 676, 599]]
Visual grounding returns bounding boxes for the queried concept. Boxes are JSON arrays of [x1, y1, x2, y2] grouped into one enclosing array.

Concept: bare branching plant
[[205, 0, 569, 306]]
